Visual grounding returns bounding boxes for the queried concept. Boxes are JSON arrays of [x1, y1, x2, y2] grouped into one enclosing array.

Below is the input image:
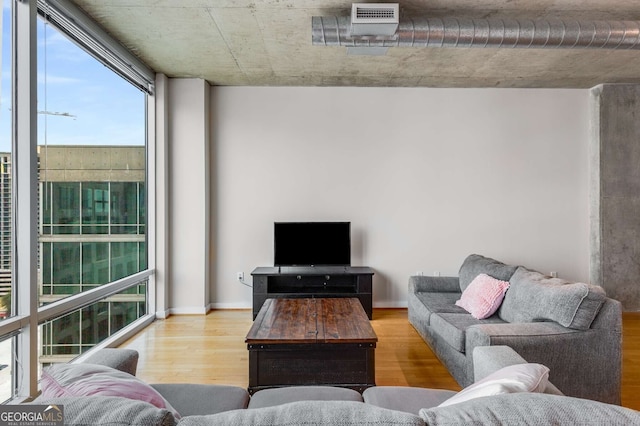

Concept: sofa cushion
[[419, 393, 640, 425], [415, 292, 466, 325], [34, 395, 176, 426], [363, 386, 456, 415], [499, 267, 607, 330], [458, 254, 517, 292], [40, 363, 180, 418], [430, 313, 506, 353], [455, 273, 510, 319], [438, 363, 549, 407], [151, 383, 249, 416], [248, 386, 363, 409], [178, 400, 425, 426]]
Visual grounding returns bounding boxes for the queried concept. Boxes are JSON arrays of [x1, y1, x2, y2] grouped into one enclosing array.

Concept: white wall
[[210, 87, 589, 308]]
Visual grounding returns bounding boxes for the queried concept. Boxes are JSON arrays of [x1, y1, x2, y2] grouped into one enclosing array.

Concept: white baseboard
[[210, 302, 252, 310], [168, 305, 211, 315], [373, 301, 408, 308], [155, 309, 171, 319]]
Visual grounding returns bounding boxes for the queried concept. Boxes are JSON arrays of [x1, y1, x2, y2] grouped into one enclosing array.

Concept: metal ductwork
[[312, 16, 640, 50]]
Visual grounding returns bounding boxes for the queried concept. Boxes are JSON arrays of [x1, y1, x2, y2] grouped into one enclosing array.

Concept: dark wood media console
[[251, 266, 374, 319]]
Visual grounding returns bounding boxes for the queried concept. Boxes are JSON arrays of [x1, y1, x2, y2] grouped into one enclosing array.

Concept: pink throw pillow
[[455, 273, 510, 319], [40, 363, 180, 418]]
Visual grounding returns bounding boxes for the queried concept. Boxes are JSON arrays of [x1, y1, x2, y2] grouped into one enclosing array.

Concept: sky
[[0, 1, 146, 153]]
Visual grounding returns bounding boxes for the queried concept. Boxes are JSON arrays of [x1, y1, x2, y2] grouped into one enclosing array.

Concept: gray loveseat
[[408, 253, 622, 404], [28, 346, 639, 425]]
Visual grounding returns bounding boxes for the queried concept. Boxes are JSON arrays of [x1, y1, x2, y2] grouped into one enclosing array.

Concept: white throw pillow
[[438, 363, 550, 407]]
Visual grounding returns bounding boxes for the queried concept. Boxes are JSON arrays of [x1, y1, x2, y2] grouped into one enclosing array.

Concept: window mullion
[[14, 0, 40, 400], [37, 269, 152, 325]]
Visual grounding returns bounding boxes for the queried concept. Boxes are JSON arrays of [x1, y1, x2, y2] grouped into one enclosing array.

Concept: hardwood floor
[[120, 309, 640, 411], [623, 312, 640, 410]]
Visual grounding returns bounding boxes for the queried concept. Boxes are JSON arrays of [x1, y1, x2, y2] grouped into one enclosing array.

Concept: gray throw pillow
[[33, 396, 176, 426], [458, 254, 517, 292], [419, 393, 640, 425], [498, 267, 606, 330]]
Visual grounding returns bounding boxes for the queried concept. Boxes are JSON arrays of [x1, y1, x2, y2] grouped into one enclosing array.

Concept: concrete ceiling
[[70, 1, 640, 88]]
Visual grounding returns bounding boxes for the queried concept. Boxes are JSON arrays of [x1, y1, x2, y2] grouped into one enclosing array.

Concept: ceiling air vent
[[350, 3, 399, 36]]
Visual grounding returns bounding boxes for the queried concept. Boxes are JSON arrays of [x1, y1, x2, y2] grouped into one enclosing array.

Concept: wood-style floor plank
[[622, 312, 640, 410], [120, 309, 639, 410]]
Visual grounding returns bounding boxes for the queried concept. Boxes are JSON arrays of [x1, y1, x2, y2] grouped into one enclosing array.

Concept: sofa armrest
[[409, 276, 460, 293], [472, 345, 528, 381], [472, 346, 563, 395], [79, 348, 139, 376], [151, 383, 250, 416], [466, 322, 619, 403]]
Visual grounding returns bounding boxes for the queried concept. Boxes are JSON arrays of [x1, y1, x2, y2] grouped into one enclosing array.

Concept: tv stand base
[[251, 266, 374, 320]]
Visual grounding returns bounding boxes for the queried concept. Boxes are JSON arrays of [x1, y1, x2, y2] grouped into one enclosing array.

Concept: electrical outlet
[[550, 271, 558, 278], [237, 272, 244, 281]]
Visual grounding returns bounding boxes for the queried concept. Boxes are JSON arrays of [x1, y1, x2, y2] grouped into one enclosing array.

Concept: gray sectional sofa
[[408, 253, 622, 404], [29, 347, 640, 425]]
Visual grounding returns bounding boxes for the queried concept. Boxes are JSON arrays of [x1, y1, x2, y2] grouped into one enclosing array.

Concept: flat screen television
[[274, 222, 351, 266]]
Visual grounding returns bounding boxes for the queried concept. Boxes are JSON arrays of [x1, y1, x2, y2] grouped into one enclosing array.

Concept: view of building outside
[[0, 147, 147, 363], [38, 146, 147, 363]]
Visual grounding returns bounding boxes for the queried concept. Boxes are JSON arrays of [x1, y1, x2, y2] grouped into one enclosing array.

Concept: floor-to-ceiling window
[[36, 0, 152, 365], [0, 0, 155, 402]]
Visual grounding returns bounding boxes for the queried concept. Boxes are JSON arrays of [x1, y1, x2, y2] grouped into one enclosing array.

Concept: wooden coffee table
[[245, 297, 377, 394]]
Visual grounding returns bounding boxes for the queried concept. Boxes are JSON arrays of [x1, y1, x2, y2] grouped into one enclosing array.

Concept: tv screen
[[274, 222, 351, 266]]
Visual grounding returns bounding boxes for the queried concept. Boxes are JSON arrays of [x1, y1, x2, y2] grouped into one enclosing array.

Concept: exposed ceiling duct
[[312, 7, 640, 52]]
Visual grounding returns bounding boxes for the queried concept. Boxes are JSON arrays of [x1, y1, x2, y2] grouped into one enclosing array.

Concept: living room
[[3, 0, 640, 423]]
